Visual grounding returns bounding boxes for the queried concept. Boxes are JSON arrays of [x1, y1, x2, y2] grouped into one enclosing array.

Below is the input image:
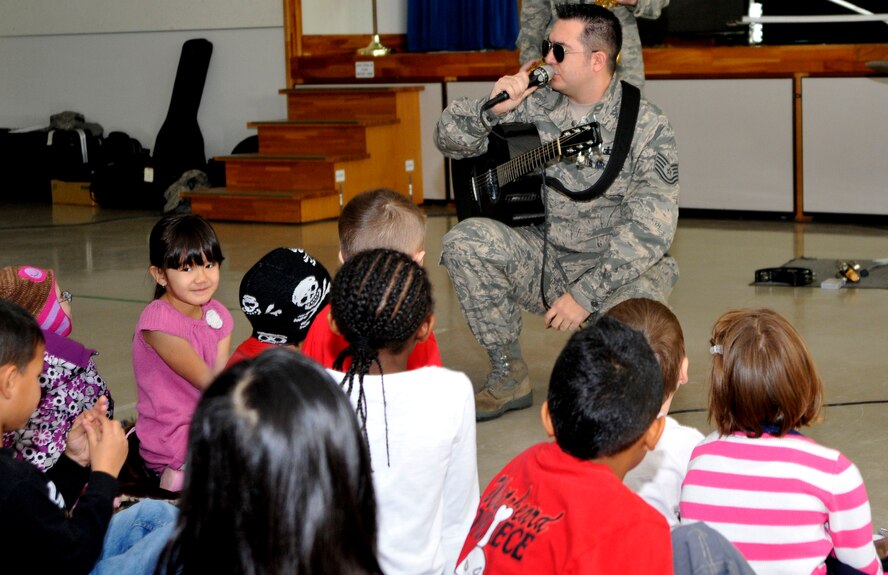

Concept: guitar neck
[[496, 138, 562, 187]]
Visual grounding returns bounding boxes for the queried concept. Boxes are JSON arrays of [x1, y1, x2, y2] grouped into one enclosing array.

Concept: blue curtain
[[407, 0, 518, 52]]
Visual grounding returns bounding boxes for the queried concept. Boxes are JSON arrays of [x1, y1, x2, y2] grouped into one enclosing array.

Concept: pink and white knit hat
[[0, 265, 72, 337]]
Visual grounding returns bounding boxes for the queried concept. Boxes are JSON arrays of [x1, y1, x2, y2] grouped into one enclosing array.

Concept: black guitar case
[[152, 39, 213, 200], [450, 123, 546, 226]]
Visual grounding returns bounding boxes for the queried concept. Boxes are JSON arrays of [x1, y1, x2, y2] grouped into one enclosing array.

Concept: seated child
[[606, 298, 704, 526], [0, 264, 114, 471], [328, 249, 477, 575], [133, 214, 232, 492], [680, 308, 883, 575], [455, 316, 673, 574], [302, 188, 442, 370], [157, 348, 381, 575], [0, 298, 176, 575], [226, 247, 331, 368]]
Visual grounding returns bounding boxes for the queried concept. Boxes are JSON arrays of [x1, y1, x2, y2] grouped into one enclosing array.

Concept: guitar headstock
[[560, 123, 602, 156]]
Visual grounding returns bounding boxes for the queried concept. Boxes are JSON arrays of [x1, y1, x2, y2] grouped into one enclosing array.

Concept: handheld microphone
[[481, 65, 554, 111]]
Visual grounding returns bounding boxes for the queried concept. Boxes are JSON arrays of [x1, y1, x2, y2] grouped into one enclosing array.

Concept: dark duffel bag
[[47, 128, 102, 182], [0, 128, 52, 202], [90, 131, 159, 210]]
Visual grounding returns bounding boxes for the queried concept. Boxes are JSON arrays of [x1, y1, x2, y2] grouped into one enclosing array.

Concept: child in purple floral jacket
[[0, 265, 114, 471]]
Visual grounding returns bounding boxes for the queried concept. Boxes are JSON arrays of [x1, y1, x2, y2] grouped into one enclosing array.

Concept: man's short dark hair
[[555, 3, 622, 73], [548, 316, 663, 460]]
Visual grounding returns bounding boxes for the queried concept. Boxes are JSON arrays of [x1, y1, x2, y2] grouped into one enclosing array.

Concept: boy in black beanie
[[227, 248, 331, 368]]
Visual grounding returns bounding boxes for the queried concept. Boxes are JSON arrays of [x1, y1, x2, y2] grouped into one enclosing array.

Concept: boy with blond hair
[[302, 188, 442, 369]]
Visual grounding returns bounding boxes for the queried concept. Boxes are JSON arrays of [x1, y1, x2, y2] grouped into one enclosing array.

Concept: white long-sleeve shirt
[[624, 415, 703, 526], [328, 366, 479, 575]]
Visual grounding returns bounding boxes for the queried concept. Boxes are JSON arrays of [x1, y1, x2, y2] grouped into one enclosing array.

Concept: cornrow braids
[[331, 248, 434, 467]]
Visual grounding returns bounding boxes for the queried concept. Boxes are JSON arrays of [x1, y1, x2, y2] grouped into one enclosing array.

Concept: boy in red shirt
[[455, 317, 672, 574], [302, 188, 442, 370]]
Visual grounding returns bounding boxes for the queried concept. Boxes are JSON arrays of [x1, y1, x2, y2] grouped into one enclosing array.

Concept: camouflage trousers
[[441, 217, 678, 349]]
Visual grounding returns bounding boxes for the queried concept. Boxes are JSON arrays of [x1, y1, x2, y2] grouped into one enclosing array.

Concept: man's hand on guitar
[[544, 293, 591, 332], [489, 62, 541, 116]]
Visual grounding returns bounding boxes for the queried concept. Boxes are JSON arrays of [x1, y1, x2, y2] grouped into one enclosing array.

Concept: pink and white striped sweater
[[680, 431, 882, 575]]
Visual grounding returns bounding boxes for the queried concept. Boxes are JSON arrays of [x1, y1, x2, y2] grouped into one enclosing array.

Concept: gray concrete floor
[[2, 202, 887, 529]]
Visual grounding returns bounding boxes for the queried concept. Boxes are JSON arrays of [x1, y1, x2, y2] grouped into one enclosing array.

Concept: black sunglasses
[[541, 39, 585, 63]]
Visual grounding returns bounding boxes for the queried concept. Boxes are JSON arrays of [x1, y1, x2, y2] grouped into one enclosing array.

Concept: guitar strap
[[546, 81, 641, 201]]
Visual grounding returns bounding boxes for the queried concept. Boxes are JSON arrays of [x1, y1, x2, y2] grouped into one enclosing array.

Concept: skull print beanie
[[239, 248, 331, 345]]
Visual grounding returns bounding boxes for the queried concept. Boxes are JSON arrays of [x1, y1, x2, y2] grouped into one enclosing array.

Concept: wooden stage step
[[280, 86, 423, 122], [204, 86, 424, 223], [248, 118, 399, 156], [217, 152, 370, 192], [182, 187, 340, 224]]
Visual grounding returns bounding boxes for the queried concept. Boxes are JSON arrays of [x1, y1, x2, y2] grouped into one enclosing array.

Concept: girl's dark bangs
[[164, 227, 224, 269]]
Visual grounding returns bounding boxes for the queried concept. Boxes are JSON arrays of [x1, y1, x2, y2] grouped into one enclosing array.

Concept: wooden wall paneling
[[792, 73, 809, 222], [284, 0, 302, 88], [290, 43, 888, 84], [393, 89, 424, 203]]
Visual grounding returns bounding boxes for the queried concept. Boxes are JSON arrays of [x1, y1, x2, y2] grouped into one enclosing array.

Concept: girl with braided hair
[[327, 248, 479, 575]]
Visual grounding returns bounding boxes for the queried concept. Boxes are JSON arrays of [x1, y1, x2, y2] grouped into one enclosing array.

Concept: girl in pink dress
[[132, 214, 232, 491]]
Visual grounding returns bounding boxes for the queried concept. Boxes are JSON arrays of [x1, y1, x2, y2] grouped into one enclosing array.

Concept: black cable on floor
[[671, 398, 888, 416]]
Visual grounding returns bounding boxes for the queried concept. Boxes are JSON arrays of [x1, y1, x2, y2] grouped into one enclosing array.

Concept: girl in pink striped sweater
[[680, 308, 882, 575]]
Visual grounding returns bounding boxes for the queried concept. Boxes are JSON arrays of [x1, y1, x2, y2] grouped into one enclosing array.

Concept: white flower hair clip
[[710, 344, 723, 355]]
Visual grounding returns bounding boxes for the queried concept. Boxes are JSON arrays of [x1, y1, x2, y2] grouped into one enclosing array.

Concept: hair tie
[[710, 344, 723, 355]]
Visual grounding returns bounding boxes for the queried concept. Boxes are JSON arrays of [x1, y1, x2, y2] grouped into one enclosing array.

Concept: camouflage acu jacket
[[434, 78, 679, 312], [516, 0, 670, 90]]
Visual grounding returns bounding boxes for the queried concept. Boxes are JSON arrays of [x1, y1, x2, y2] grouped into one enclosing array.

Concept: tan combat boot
[[475, 346, 532, 421]]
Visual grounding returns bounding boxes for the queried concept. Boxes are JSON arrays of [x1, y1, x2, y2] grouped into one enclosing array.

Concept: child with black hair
[[133, 213, 233, 492], [226, 247, 331, 368], [455, 316, 673, 573], [327, 248, 478, 575], [157, 348, 381, 575], [1, 298, 177, 575]]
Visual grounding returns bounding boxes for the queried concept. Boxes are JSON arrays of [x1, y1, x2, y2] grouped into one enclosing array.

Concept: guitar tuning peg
[[576, 151, 587, 167], [594, 143, 604, 160]]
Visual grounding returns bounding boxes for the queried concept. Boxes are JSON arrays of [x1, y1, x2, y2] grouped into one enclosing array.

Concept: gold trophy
[[595, 0, 619, 9], [357, 0, 391, 56]]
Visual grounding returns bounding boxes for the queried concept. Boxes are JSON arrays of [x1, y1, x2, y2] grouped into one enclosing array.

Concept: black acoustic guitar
[[450, 121, 601, 227]]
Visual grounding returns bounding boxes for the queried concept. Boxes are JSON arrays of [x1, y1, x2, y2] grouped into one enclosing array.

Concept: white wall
[[0, 28, 287, 159], [0, 1, 411, 161], [802, 77, 888, 215], [302, 0, 407, 35], [646, 79, 794, 212], [0, 0, 282, 36]]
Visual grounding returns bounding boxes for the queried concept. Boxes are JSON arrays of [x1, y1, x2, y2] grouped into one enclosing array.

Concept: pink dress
[[132, 299, 232, 472]]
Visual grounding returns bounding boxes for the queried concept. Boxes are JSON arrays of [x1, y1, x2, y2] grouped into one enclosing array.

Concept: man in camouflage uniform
[[517, 0, 670, 91], [436, 4, 679, 421]]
